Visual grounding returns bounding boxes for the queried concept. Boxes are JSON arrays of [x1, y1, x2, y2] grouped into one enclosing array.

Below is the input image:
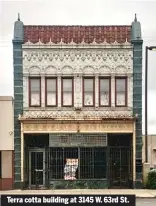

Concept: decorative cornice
[[18, 111, 137, 121], [22, 39, 133, 49]]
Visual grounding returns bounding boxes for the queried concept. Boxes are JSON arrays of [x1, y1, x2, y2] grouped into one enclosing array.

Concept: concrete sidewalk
[[0, 189, 156, 198]]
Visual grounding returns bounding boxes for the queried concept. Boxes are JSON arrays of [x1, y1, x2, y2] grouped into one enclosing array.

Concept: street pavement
[[136, 198, 156, 205]]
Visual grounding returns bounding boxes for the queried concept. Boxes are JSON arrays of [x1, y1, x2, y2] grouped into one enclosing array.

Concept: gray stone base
[[49, 180, 108, 189], [14, 181, 23, 189], [21, 180, 139, 189], [133, 180, 143, 189]]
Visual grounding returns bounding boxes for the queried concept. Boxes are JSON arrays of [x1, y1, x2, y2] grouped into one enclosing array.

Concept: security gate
[[108, 146, 132, 188], [29, 149, 45, 187]]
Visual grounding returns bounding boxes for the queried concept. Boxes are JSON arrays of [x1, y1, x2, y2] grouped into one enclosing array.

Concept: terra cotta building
[[13, 14, 143, 189]]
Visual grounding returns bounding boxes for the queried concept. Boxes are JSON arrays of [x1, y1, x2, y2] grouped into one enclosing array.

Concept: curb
[[136, 196, 156, 199]]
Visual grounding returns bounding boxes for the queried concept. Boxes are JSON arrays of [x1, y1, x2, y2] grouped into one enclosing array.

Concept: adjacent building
[[0, 96, 14, 190], [13, 15, 143, 189], [142, 135, 156, 168]]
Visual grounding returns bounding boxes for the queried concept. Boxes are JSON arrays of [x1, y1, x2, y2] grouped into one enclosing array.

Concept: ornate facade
[[13, 15, 143, 189], [23, 47, 133, 110]]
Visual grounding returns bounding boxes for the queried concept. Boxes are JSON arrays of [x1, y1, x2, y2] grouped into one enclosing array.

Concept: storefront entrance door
[[108, 146, 132, 188], [29, 149, 45, 187]]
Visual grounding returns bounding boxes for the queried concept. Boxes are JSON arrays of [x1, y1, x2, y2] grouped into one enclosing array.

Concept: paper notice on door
[[64, 159, 78, 180]]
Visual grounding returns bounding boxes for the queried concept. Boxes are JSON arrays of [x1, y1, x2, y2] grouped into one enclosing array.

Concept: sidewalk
[[0, 189, 156, 198]]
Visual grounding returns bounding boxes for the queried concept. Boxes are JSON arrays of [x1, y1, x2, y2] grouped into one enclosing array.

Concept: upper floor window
[[115, 77, 127, 106], [99, 77, 111, 106], [45, 78, 57, 107], [61, 78, 74, 106], [83, 78, 95, 106], [29, 77, 41, 107]]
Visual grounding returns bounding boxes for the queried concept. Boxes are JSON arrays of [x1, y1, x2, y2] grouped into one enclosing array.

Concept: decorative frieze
[[19, 110, 134, 121], [23, 49, 133, 75], [22, 121, 134, 133]]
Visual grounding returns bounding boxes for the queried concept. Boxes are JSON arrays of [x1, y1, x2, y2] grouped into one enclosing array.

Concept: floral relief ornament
[[23, 49, 133, 74], [19, 110, 133, 120]]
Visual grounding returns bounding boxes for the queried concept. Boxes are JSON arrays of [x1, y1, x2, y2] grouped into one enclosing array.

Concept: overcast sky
[[0, 0, 156, 134]]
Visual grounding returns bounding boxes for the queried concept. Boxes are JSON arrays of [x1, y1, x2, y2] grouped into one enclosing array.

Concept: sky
[[0, 0, 156, 134]]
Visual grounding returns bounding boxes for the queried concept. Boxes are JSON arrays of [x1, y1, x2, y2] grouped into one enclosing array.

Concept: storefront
[[20, 119, 136, 189]]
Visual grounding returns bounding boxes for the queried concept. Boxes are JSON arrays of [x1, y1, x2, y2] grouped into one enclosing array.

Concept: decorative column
[[78, 75, 82, 108], [74, 74, 81, 107], [111, 75, 115, 107], [74, 75, 77, 107], [23, 76, 28, 108], [95, 74, 99, 107], [57, 75, 61, 107], [128, 74, 133, 108], [41, 76, 45, 107]]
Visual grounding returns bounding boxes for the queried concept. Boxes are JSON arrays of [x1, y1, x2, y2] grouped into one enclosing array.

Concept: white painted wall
[[0, 96, 14, 150], [142, 135, 156, 168]]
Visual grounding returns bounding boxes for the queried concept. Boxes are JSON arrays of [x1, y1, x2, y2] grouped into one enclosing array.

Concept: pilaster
[[95, 74, 99, 107], [13, 16, 24, 189], [132, 40, 143, 188], [41, 76, 45, 107], [23, 76, 28, 108], [128, 74, 133, 108], [13, 40, 23, 189], [111, 75, 115, 107], [79, 75, 83, 107], [57, 75, 61, 107]]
